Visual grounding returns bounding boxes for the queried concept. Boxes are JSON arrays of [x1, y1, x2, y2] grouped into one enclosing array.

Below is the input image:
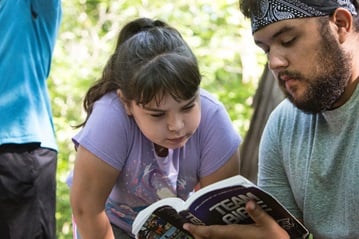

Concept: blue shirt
[[0, 0, 61, 150]]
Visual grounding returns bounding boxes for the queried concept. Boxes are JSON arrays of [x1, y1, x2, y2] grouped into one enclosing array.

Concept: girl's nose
[[167, 113, 184, 132]]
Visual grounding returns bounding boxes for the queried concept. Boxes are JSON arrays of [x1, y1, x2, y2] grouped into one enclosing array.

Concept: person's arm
[[258, 103, 303, 219], [199, 148, 240, 187], [183, 200, 289, 239], [31, 0, 62, 41], [70, 145, 120, 239], [31, 0, 61, 15]]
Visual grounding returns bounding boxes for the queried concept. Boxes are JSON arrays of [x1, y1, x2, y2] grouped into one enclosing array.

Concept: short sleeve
[[73, 93, 133, 170], [197, 90, 241, 177]]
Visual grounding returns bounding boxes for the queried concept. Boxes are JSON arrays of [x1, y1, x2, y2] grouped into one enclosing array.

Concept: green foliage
[[50, 1, 264, 238]]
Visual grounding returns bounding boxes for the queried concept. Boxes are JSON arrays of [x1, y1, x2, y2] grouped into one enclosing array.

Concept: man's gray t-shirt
[[259, 86, 359, 239]]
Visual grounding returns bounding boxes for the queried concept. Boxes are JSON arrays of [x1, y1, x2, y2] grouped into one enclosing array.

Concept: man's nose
[[268, 49, 288, 71]]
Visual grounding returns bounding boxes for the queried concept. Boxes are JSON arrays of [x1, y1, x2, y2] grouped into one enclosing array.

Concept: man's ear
[[331, 7, 353, 43], [117, 89, 132, 116]]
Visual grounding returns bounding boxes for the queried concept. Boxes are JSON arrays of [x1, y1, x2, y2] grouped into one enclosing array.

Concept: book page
[[136, 205, 194, 239], [132, 197, 186, 237]]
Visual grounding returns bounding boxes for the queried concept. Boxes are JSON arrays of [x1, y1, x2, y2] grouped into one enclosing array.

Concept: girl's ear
[[117, 89, 132, 116], [331, 7, 353, 44]]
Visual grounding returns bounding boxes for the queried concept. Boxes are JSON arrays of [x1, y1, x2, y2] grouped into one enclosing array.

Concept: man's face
[[253, 17, 352, 113]]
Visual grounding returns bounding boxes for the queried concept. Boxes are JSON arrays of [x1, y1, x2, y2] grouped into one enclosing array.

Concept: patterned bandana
[[251, 0, 357, 33]]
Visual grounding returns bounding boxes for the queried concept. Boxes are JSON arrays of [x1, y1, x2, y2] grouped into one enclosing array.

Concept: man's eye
[[258, 46, 269, 55], [282, 38, 295, 47]]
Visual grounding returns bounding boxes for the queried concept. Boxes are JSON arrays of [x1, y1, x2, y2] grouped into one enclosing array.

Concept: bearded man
[[184, 1, 359, 238]]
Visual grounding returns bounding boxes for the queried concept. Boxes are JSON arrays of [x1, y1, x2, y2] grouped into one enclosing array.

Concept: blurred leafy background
[[50, 0, 265, 238]]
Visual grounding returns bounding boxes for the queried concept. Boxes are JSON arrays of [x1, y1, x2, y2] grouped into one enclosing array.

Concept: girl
[[70, 17, 241, 239]]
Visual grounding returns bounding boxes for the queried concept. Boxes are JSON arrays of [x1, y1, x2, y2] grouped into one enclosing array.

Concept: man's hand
[[183, 200, 290, 239]]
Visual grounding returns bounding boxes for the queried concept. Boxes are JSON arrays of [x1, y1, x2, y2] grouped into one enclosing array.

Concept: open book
[[132, 175, 309, 239]]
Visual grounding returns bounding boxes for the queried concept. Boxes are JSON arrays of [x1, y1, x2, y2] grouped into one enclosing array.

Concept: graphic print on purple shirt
[[71, 89, 241, 235]]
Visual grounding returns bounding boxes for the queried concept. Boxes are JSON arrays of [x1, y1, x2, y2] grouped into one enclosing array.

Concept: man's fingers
[[245, 200, 290, 238], [182, 201, 289, 239], [183, 223, 208, 239], [183, 223, 242, 239], [245, 200, 273, 225]]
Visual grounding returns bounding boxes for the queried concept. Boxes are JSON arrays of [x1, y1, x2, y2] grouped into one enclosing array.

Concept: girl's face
[[122, 91, 201, 149]]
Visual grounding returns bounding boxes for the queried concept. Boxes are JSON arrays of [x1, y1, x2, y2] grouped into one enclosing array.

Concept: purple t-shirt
[[72, 89, 241, 235]]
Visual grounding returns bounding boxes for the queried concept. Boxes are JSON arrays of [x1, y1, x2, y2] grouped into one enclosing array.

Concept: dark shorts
[[73, 222, 134, 239], [0, 144, 57, 239], [112, 224, 134, 239]]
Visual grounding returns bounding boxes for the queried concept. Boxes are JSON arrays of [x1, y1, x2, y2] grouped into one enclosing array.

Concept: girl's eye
[[150, 113, 165, 118], [182, 104, 195, 112]]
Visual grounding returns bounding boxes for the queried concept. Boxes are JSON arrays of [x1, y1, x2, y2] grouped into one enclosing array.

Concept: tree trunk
[[239, 64, 284, 183]]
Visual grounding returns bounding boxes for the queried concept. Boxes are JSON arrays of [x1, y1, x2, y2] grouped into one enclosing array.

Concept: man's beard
[[278, 24, 352, 114]]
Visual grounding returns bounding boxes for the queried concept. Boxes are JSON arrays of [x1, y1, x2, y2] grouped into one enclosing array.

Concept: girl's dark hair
[[77, 17, 201, 127]]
